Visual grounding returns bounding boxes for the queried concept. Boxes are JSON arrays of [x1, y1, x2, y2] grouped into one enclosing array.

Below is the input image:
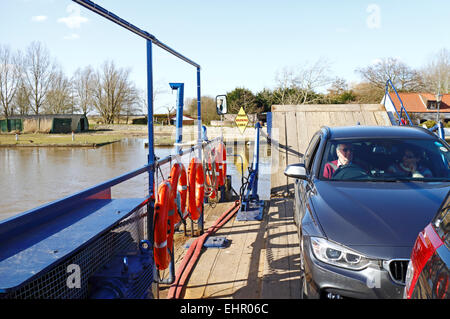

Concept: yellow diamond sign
[[235, 107, 249, 134]]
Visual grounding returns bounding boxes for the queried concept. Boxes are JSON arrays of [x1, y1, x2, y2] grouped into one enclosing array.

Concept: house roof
[[388, 92, 450, 113], [170, 115, 195, 121]]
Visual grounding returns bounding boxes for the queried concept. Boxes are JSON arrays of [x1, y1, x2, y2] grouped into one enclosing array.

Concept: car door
[[296, 132, 322, 231]]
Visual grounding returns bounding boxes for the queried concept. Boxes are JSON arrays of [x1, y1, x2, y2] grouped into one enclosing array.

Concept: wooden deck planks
[[168, 198, 300, 299], [260, 198, 300, 299], [158, 103, 393, 300]]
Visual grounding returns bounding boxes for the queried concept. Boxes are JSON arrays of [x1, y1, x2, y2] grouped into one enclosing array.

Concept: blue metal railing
[[71, 0, 205, 290], [72, 0, 200, 68], [1, 0, 208, 299], [0, 137, 221, 298], [0, 165, 149, 244], [72, 0, 203, 230], [384, 79, 445, 140], [384, 79, 413, 126]]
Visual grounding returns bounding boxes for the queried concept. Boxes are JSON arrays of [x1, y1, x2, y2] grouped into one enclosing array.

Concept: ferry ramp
[[154, 104, 392, 300], [269, 104, 392, 195]]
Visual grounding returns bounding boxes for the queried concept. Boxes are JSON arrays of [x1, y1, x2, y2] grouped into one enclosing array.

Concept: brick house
[[382, 92, 450, 124]]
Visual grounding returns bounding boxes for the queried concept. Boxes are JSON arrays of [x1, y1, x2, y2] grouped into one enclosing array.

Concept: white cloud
[[31, 15, 48, 22], [63, 33, 80, 40], [57, 4, 88, 29]]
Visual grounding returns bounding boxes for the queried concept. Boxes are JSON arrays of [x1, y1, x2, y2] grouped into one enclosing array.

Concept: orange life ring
[[168, 163, 188, 224], [154, 181, 173, 270], [215, 142, 227, 187], [188, 158, 204, 220]]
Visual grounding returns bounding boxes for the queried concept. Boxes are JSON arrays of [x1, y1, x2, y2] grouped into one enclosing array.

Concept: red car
[[404, 191, 450, 299]]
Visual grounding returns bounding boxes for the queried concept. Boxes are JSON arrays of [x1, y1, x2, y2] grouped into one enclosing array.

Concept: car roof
[[324, 125, 438, 140]]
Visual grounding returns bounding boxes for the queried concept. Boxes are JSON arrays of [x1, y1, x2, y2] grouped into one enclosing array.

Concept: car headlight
[[403, 261, 414, 299], [310, 237, 373, 270]]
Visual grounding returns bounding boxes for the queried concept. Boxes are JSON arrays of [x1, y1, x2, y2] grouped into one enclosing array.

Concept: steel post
[[251, 121, 261, 198], [170, 83, 184, 155], [146, 40, 155, 244], [196, 67, 204, 233]]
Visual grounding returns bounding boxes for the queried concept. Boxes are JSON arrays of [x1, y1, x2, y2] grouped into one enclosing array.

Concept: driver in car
[[323, 143, 354, 179]]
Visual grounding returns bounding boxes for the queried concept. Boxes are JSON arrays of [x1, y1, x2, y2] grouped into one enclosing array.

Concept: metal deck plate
[[184, 236, 229, 249], [236, 200, 264, 221]]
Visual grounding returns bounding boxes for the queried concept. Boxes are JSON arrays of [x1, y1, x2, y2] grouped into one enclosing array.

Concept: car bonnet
[[310, 180, 449, 258]]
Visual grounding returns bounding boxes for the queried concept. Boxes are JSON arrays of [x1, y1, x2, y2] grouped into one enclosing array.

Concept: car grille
[[388, 260, 409, 284]]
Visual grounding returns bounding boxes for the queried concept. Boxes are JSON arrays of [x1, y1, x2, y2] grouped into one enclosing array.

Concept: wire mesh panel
[[3, 205, 148, 299]]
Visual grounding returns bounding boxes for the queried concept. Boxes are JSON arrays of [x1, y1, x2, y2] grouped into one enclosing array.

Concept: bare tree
[[72, 65, 95, 116], [44, 70, 73, 114], [356, 57, 424, 91], [351, 81, 385, 104], [274, 58, 332, 104], [421, 48, 450, 94], [14, 79, 31, 115], [294, 58, 333, 103], [92, 61, 139, 124], [185, 96, 219, 125], [22, 41, 58, 115], [122, 88, 143, 124], [327, 77, 349, 96], [164, 104, 175, 125], [0, 45, 21, 118], [274, 66, 300, 104]]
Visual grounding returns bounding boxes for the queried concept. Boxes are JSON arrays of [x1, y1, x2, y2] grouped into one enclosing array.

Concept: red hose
[[167, 200, 241, 299]]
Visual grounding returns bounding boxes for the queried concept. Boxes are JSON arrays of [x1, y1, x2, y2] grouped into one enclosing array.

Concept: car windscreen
[[319, 138, 450, 182]]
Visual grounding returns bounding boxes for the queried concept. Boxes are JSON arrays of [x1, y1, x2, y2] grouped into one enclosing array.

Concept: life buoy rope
[[205, 152, 218, 199], [203, 142, 227, 201], [168, 163, 188, 224], [188, 158, 204, 221], [215, 142, 227, 187]]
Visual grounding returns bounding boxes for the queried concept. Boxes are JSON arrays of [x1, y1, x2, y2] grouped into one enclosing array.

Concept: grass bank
[[0, 130, 175, 147], [0, 133, 123, 147], [0, 123, 254, 147]]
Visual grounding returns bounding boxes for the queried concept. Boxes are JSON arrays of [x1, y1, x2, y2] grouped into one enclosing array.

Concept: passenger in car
[[387, 148, 432, 178], [323, 143, 354, 179]]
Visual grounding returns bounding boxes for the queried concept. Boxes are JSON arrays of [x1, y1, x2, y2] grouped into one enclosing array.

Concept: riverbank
[[0, 124, 259, 147], [0, 133, 125, 147], [0, 125, 170, 147]]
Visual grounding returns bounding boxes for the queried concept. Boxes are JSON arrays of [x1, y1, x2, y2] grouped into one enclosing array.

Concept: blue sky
[[1, 0, 449, 113]]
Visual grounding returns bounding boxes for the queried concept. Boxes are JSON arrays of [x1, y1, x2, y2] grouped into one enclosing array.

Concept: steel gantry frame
[[72, 0, 203, 236]]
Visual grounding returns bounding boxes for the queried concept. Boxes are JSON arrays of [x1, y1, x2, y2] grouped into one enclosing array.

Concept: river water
[[0, 138, 271, 221]]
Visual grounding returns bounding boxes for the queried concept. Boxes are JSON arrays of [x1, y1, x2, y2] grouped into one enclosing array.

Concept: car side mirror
[[216, 95, 227, 115], [284, 163, 307, 180]]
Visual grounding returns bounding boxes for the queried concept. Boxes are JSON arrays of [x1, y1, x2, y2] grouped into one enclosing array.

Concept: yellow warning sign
[[235, 107, 249, 134]]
